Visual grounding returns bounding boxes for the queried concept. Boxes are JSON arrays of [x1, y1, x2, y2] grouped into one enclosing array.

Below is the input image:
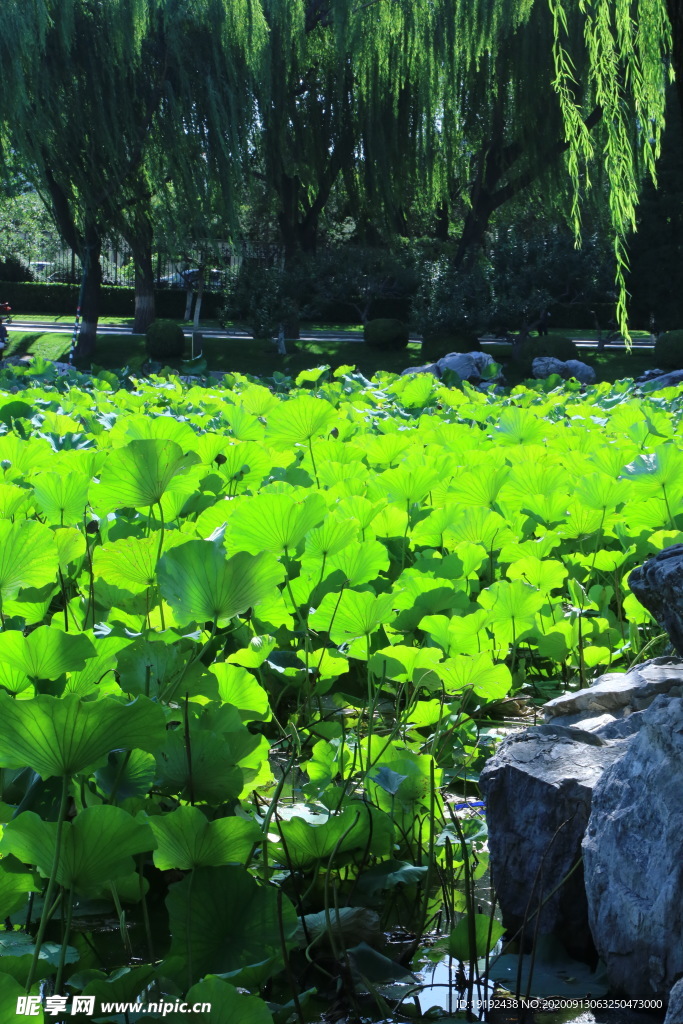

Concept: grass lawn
[[0, 327, 663, 386]]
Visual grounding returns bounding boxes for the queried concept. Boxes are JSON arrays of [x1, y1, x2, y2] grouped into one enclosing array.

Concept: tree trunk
[[193, 272, 204, 328], [75, 226, 102, 361], [184, 288, 194, 321], [133, 247, 155, 334]]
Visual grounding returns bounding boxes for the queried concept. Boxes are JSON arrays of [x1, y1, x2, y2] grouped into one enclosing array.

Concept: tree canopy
[[0, 0, 675, 345]]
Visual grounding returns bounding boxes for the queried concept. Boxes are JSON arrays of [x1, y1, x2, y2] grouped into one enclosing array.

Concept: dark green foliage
[[364, 318, 409, 351], [421, 332, 481, 360], [0, 282, 223, 320], [0, 255, 33, 282], [654, 330, 683, 369], [146, 321, 186, 359]]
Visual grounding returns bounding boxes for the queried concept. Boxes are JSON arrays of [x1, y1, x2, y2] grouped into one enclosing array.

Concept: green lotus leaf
[[53, 526, 87, 569], [309, 590, 394, 646], [0, 626, 95, 681], [373, 462, 439, 505], [222, 403, 266, 442], [150, 805, 261, 870], [227, 492, 326, 556], [369, 645, 443, 686], [437, 653, 512, 700], [0, 692, 166, 778], [182, 979, 274, 1024], [368, 749, 442, 809], [448, 913, 505, 960], [94, 536, 159, 593], [64, 635, 131, 697], [272, 804, 393, 869], [163, 866, 296, 984], [444, 506, 516, 551], [326, 540, 389, 587], [454, 464, 510, 507], [209, 663, 271, 722], [1, 806, 155, 894], [155, 728, 245, 803], [304, 517, 358, 559], [494, 407, 551, 445], [574, 472, 628, 512], [32, 471, 89, 525], [265, 395, 337, 447], [0, 520, 58, 602], [0, 936, 78, 988], [77, 965, 156, 1009], [234, 384, 279, 417], [94, 749, 156, 801], [0, 483, 31, 519], [109, 412, 199, 450], [226, 634, 277, 668], [478, 579, 545, 632], [506, 556, 567, 593], [0, 857, 36, 917], [91, 438, 198, 512], [157, 541, 285, 626]]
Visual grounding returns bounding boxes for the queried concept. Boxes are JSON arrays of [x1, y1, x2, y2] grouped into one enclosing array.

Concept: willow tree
[[0, 0, 265, 355]]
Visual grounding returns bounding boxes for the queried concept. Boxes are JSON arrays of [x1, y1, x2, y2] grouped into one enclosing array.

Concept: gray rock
[[532, 356, 567, 378], [544, 657, 683, 720], [400, 363, 440, 377], [640, 369, 683, 391], [635, 367, 668, 383], [531, 357, 596, 384], [480, 659, 683, 963], [665, 979, 683, 1024], [564, 359, 597, 384], [629, 547, 683, 656], [479, 720, 633, 961], [583, 695, 683, 998], [436, 350, 500, 381]]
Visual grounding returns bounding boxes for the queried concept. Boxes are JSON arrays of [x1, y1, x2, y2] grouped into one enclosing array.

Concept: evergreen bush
[[654, 330, 683, 369], [364, 318, 410, 351], [146, 320, 186, 359]]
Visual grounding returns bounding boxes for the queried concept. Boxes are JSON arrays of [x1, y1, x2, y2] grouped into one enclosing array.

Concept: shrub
[[654, 330, 683, 369], [518, 333, 579, 372], [146, 320, 186, 359], [364, 318, 410, 351], [421, 331, 480, 360]]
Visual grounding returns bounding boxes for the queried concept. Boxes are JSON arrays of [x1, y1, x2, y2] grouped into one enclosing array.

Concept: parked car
[[157, 268, 225, 291]]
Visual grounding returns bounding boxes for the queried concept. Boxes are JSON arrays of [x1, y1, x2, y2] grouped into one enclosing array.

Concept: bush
[[654, 330, 683, 369], [518, 333, 579, 372], [0, 281, 224, 320], [364, 318, 410, 351], [421, 331, 480, 360], [146, 321, 186, 359]]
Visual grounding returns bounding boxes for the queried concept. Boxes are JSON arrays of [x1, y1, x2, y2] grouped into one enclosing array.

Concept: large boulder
[[665, 979, 683, 1024], [583, 694, 683, 999], [564, 359, 597, 384], [436, 350, 500, 381], [531, 356, 596, 384], [479, 658, 683, 963], [629, 546, 683, 657], [639, 368, 683, 391]]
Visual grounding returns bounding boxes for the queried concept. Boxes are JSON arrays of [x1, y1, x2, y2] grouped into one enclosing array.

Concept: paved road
[[4, 319, 656, 350]]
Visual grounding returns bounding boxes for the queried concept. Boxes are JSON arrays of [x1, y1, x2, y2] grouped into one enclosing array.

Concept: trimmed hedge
[[364, 318, 410, 351], [146, 321, 186, 359], [654, 330, 683, 369], [0, 281, 224, 320]]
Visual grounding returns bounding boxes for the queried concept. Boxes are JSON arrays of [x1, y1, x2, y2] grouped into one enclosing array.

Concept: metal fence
[[27, 241, 283, 290]]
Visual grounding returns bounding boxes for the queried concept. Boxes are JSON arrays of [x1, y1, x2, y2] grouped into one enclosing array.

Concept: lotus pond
[[0, 359, 677, 1022]]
